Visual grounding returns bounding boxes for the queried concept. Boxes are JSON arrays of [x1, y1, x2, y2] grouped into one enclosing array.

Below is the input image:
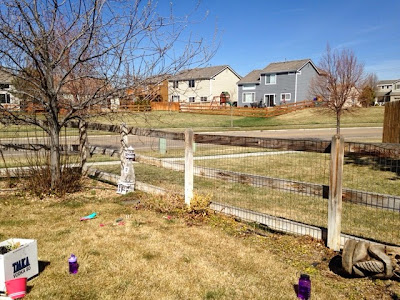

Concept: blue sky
[[168, 0, 400, 80]]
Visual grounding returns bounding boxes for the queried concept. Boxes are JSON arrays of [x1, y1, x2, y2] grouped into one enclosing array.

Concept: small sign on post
[[159, 138, 167, 155]]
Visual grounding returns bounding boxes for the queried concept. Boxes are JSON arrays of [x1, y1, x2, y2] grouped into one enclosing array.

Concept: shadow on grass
[[38, 260, 50, 274], [329, 254, 353, 279], [27, 261, 50, 294], [345, 154, 400, 178]]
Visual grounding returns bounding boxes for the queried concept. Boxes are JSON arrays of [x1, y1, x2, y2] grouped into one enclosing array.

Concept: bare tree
[[0, 0, 215, 189], [310, 45, 364, 134]]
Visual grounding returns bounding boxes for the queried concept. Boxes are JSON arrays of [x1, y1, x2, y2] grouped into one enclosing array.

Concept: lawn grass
[[90, 106, 384, 130], [0, 183, 398, 299], [96, 163, 400, 246]]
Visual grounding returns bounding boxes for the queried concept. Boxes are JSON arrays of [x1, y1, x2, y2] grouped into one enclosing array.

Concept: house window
[[188, 80, 195, 88], [171, 95, 180, 102], [200, 97, 207, 102], [189, 97, 195, 102], [0, 84, 10, 89], [265, 74, 276, 85], [281, 93, 291, 103], [173, 81, 179, 88], [396, 84, 400, 90], [0, 93, 11, 104], [242, 92, 255, 103]]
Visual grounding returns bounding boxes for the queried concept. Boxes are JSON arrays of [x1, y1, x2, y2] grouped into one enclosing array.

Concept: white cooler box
[[0, 239, 38, 292]]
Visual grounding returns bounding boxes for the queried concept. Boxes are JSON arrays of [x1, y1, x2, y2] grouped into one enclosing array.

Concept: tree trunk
[[49, 123, 61, 190], [336, 112, 341, 135], [79, 120, 88, 172]]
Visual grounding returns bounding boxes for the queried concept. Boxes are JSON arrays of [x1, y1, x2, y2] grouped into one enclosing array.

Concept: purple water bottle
[[298, 273, 311, 299], [68, 254, 79, 274]]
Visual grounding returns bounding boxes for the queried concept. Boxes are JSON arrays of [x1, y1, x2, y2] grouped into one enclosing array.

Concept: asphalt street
[[205, 127, 383, 141], [0, 127, 383, 155]]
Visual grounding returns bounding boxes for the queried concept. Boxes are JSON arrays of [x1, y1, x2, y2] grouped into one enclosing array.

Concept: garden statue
[[341, 240, 400, 279], [117, 146, 136, 194]]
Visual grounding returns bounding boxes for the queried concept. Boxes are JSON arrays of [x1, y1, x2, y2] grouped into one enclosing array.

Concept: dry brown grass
[[0, 180, 399, 299]]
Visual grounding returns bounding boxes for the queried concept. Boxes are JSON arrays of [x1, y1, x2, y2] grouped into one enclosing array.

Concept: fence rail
[[179, 100, 318, 117]]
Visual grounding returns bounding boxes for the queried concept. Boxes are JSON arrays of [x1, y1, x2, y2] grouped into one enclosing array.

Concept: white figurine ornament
[[117, 146, 136, 194]]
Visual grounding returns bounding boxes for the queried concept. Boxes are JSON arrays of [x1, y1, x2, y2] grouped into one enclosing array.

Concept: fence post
[[328, 134, 344, 251], [79, 120, 88, 172], [185, 128, 194, 206]]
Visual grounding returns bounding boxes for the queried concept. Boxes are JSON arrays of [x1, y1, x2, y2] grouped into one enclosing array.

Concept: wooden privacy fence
[[383, 100, 400, 143], [151, 102, 180, 111]]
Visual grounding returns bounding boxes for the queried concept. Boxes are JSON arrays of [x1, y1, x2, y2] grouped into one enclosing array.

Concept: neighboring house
[[126, 74, 169, 104], [0, 69, 20, 110], [374, 79, 400, 105], [342, 86, 362, 108], [237, 59, 321, 107], [168, 65, 241, 103]]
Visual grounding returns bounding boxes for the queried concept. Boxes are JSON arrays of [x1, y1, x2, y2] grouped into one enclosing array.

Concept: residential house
[[0, 69, 20, 110], [168, 65, 241, 103], [375, 79, 400, 105], [237, 59, 321, 107], [126, 74, 170, 105]]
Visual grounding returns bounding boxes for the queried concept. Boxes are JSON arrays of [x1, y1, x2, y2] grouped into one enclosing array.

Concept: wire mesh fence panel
[[0, 122, 85, 170], [341, 142, 400, 245], [192, 136, 330, 239]]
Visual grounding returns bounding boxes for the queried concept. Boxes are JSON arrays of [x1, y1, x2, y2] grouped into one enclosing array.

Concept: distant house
[[375, 79, 400, 105], [168, 65, 241, 103], [237, 59, 321, 107], [0, 69, 20, 111], [126, 74, 170, 104]]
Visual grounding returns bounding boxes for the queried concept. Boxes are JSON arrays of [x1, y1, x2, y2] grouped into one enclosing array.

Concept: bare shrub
[[20, 150, 84, 198]]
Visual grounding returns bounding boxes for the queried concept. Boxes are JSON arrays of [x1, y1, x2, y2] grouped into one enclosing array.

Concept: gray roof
[[377, 79, 400, 85], [262, 58, 312, 74], [143, 74, 171, 84], [169, 65, 240, 81], [237, 70, 262, 85]]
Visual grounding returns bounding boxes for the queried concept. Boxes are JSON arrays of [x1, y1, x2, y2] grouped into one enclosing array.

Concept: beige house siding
[[213, 68, 240, 102], [168, 79, 211, 102], [0, 70, 21, 110], [168, 66, 241, 103]]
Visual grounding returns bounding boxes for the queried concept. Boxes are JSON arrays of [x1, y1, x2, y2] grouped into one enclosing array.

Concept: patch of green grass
[[204, 289, 226, 299], [90, 106, 384, 130]]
